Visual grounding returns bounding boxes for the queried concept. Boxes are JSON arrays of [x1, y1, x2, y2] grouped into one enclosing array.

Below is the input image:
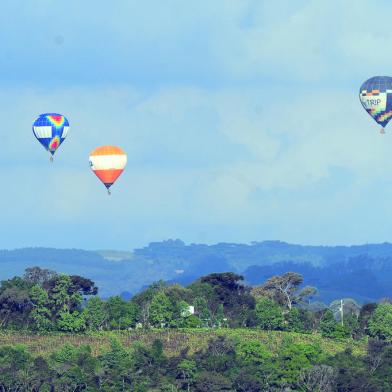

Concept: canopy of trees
[[0, 266, 392, 390]]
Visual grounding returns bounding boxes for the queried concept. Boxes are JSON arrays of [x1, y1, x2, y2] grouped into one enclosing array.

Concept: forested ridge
[[0, 266, 392, 391], [3, 240, 392, 301]]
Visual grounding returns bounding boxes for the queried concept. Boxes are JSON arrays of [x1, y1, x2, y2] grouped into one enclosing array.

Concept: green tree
[[99, 338, 134, 390], [285, 307, 305, 333], [199, 273, 255, 327], [49, 344, 99, 391], [214, 303, 226, 327], [197, 336, 236, 373], [0, 277, 33, 329], [0, 345, 34, 391], [57, 310, 86, 332], [106, 296, 139, 330], [369, 303, 392, 341], [149, 292, 173, 328], [277, 342, 323, 388], [193, 296, 211, 327], [255, 298, 284, 330], [177, 359, 196, 392], [320, 310, 338, 338], [236, 339, 271, 366], [29, 285, 52, 332], [358, 303, 377, 336], [48, 274, 82, 316], [84, 296, 107, 331]]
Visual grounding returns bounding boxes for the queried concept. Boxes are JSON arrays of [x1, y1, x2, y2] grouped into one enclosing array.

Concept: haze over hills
[[0, 240, 392, 303]]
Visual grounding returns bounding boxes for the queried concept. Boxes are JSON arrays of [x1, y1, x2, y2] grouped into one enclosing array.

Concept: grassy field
[[0, 329, 367, 358]]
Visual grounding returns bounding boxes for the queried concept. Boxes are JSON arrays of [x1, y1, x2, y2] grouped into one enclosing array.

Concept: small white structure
[[181, 305, 195, 317]]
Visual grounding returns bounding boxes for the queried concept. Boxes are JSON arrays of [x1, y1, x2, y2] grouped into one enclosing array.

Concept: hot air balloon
[[32, 113, 69, 160], [89, 146, 127, 195], [359, 76, 392, 134]]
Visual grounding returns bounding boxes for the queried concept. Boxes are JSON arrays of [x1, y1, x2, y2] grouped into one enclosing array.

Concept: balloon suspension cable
[[50, 156, 54, 162], [380, 128, 386, 135]]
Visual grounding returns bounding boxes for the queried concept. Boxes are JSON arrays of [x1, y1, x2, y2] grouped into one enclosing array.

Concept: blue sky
[[1, 0, 392, 250]]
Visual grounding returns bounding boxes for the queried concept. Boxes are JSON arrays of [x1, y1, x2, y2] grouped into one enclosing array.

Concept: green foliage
[[57, 310, 86, 332], [84, 296, 107, 330], [199, 272, 255, 327], [149, 291, 173, 328], [197, 336, 236, 373], [50, 343, 99, 390], [368, 303, 392, 341], [236, 339, 271, 366], [285, 307, 306, 333], [177, 359, 196, 391], [50, 274, 77, 312], [319, 310, 350, 339], [29, 285, 53, 331], [358, 303, 377, 336], [99, 337, 134, 390], [105, 295, 139, 329], [1, 266, 388, 390], [177, 314, 202, 328], [255, 298, 284, 330], [193, 296, 211, 327], [0, 345, 33, 390], [0, 330, 375, 391], [0, 277, 32, 329], [277, 341, 323, 387]]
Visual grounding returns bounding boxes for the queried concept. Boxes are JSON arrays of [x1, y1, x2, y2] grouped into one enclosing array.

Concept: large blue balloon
[[359, 76, 392, 133], [32, 113, 69, 157]]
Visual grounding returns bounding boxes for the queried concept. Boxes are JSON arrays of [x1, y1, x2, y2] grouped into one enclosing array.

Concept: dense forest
[[0, 266, 392, 390]]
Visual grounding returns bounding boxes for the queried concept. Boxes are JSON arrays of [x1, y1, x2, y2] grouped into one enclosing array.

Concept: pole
[[340, 299, 344, 326]]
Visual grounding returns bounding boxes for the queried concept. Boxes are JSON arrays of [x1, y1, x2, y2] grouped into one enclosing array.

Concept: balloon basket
[[50, 156, 54, 162], [380, 128, 386, 134], [107, 189, 111, 196]]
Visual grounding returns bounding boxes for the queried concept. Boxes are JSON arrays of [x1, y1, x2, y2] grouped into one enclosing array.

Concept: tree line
[[1, 267, 392, 342], [1, 267, 392, 390]]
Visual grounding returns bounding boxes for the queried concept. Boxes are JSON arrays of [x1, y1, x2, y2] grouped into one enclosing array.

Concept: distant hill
[[0, 240, 392, 302]]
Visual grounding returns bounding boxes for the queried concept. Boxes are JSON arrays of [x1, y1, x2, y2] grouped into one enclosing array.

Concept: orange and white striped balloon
[[89, 146, 127, 194]]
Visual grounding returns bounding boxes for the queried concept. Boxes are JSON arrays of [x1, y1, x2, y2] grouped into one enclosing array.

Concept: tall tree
[[105, 296, 139, 330], [84, 296, 107, 331], [0, 277, 32, 328], [29, 285, 52, 331], [253, 272, 316, 310], [199, 273, 255, 327], [149, 292, 173, 328], [255, 298, 284, 331], [368, 303, 392, 341]]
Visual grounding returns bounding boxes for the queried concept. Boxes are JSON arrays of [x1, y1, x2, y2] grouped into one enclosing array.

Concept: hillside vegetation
[[0, 329, 366, 358], [0, 266, 392, 390]]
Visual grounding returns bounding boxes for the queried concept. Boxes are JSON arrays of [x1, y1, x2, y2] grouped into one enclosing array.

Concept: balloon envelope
[[32, 113, 69, 155], [89, 146, 127, 190], [359, 76, 392, 129]]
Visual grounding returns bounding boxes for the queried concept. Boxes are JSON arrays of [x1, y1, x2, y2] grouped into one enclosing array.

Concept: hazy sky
[[2, 0, 392, 250]]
